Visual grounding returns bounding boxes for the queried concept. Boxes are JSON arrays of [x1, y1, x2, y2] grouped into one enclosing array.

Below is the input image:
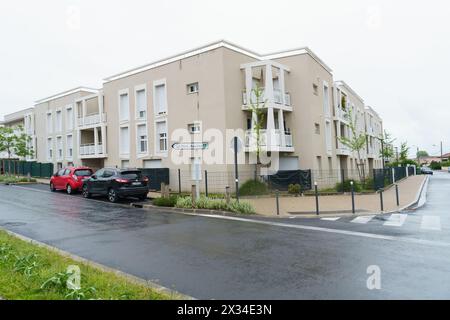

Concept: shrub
[[429, 161, 442, 170], [239, 180, 268, 196], [288, 184, 301, 194], [362, 178, 374, 190], [152, 196, 178, 207], [336, 180, 362, 192], [175, 196, 255, 214]]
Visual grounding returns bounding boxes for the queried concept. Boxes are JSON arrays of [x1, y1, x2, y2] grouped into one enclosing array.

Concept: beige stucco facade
[[1, 40, 384, 189]]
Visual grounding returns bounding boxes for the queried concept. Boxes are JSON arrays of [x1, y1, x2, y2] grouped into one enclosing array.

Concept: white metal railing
[[79, 143, 103, 156], [337, 141, 351, 154], [335, 107, 349, 120], [245, 129, 293, 149], [78, 113, 107, 127]]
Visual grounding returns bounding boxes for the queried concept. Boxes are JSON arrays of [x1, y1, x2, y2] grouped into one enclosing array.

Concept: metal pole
[[341, 168, 345, 193], [441, 141, 443, 163], [178, 169, 181, 195], [395, 183, 400, 207], [381, 140, 385, 170], [379, 189, 384, 212], [205, 170, 208, 198], [276, 190, 280, 216], [350, 180, 355, 214], [314, 181, 319, 216], [234, 136, 239, 203]]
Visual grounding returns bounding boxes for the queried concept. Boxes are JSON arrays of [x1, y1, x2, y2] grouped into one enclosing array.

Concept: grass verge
[[0, 175, 37, 184], [0, 229, 173, 300]]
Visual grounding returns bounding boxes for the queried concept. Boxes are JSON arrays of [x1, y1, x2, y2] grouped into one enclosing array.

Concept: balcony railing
[[336, 141, 351, 155], [78, 113, 107, 127], [79, 143, 104, 156], [335, 107, 349, 121], [242, 90, 291, 107], [245, 129, 293, 149]]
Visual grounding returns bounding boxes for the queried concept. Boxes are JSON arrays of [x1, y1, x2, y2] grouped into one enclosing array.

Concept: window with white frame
[[120, 126, 130, 155], [66, 107, 74, 131], [46, 112, 53, 134], [47, 138, 53, 160], [187, 82, 199, 94], [66, 135, 73, 158], [137, 124, 148, 154], [56, 136, 63, 160], [154, 83, 167, 115], [56, 110, 62, 132], [119, 92, 130, 122], [156, 121, 168, 153], [135, 88, 147, 119]]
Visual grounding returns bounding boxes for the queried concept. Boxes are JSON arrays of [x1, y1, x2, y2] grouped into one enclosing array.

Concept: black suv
[[82, 168, 149, 202]]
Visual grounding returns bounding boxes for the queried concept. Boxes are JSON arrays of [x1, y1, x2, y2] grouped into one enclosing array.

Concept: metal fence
[[0, 159, 54, 178], [139, 168, 169, 191], [373, 166, 416, 190]]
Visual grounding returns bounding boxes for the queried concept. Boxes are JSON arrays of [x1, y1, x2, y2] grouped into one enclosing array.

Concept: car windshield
[[120, 171, 142, 180], [74, 169, 93, 176]]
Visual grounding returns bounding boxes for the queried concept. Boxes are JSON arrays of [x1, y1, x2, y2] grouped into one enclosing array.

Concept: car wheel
[[66, 184, 73, 195], [82, 185, 91, 198], [50, 183, 56, 192], [108, 189, 118, 203]]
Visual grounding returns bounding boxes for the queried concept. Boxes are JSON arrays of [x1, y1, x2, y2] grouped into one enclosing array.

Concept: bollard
[[204, 170, 209, 198], [276, 190, 280, 216], [191, 185, 197, 207], [379, 188, 384, 212], [395, 183, 400, 207], [161, 182, 167, 198], [350, 180, 355, 214], [225, 186, 231, 205], [314, 181, 319, 216], [178, 169, 181, 195]]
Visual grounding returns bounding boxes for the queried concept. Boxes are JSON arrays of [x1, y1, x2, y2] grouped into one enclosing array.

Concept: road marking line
[[321, 217, 341, 221], [383, 214, 408, 227], [421, 216, 441, 231], [351, 215, 375, 224]]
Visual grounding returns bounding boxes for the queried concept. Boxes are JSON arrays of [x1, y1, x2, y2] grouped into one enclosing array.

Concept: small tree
[[377, 130, 395, 166], [417, 150, 429, 158], [0, 125, 34, 175], [248, 86, 267, 177], [399, 142, 409, 162], [338, 108, 368, 183]]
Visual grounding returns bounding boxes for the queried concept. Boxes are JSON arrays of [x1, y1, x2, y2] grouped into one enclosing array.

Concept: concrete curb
[[383, 175, 429, 215], [0, 227, 195, 300]]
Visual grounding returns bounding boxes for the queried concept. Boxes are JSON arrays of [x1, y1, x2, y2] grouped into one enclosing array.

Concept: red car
[[50, 167, 94, 194]]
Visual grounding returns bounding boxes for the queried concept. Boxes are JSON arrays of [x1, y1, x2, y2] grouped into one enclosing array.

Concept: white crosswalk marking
[[383, 214, 408, 227], [421, 216, 441, 231], [321, 217, 341, 221], [351, 215, 376, 224]]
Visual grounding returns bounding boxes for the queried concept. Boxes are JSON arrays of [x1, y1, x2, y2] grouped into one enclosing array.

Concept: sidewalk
[[244, 175, 426, 217]]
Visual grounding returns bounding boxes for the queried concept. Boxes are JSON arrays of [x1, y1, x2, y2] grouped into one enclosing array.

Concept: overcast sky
[[1, 0, 449, 157]]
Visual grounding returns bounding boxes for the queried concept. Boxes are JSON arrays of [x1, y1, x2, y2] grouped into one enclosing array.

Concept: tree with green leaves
[[338, 108, 368, 183], [417, 150, 429, 158], [248, 86, 266, 176], [0, 125, 34, 175], [376, 130, 395, 166], [399, 142, 409, 162]]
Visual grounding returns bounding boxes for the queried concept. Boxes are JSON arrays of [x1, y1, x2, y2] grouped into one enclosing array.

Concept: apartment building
[[0, 107, 34, 160], [1, 40, 384, 190]]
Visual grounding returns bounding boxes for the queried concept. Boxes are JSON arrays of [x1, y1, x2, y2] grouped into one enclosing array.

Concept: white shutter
[[120, 94, 129, 121], [120, 127, 130, 154], [155, 85, 166, 114], [136, 90, 146, 118]]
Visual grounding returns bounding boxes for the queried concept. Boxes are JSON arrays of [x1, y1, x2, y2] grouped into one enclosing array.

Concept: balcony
[[245, 129, 294, 152], [335, 107, 349, 122], [79, 143, 106, 158], [242, 90, 291, 110], [78, 113, 107, 127], [336, 141, 352, 156]]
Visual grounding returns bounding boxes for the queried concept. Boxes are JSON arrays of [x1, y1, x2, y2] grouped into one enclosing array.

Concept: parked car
[[420, 166, 434, 175], [50, 167, 94, 194], [81, 168, 149, 202]]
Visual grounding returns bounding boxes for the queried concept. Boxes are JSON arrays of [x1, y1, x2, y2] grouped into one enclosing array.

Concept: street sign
[[172, 142, 208, 150]]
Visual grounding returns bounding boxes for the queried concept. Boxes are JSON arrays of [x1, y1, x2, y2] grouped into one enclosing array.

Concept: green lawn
[[0, 175, 36, 184], [0, 230, 173, 300]]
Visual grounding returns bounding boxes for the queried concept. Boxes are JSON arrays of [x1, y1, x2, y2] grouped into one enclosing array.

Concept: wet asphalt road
[[0, 173, 450, 299]]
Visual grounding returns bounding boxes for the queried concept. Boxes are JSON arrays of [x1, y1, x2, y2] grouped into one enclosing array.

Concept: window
[[323, 85, 330, 117], [120, 127, 130, 155], [119, 92, 130, 122], [314, 123, 320, 134], [46, 113, 53, 134], [325, 121, 332, 153], [137, 124, 148, 154], [187, 82, 199, 94], [156, 121, 168, 153], [121, 160, 130, 169], [66, 107, 74, 131], [56, 137, 63, 159], [313, 83, 319, 96], [47, 138, 53, 160], [136, 88, 147, 119], [188, 123, 201, 134], [56, 110, 62, 132], [154, 83, 167, 115], [66, 135, 73, 158]]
